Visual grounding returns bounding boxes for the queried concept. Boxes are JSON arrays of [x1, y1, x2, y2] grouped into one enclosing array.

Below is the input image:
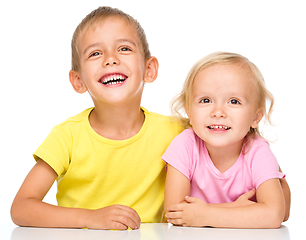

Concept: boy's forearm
[[11, 198, 89, 228]]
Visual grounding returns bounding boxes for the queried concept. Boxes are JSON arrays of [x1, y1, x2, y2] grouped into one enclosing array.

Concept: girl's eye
[[119, 47, 131, 52], [200, 98, 211, 104], [229, 99, 240, 105]]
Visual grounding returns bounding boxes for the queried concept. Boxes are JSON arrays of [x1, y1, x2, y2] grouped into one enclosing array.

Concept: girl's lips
[[207, 125, 231, 130], [99, 73, 128, 86]]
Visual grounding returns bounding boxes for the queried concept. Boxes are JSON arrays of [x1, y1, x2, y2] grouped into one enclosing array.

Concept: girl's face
[[187, 63, 263, 152]]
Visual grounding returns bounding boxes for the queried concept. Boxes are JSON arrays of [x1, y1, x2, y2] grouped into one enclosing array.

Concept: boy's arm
[[11, 159, 140, 230], [166, 178, 285, 228]]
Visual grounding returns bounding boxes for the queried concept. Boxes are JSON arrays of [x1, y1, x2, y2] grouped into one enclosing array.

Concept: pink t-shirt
[[162, 129, 285, 203]]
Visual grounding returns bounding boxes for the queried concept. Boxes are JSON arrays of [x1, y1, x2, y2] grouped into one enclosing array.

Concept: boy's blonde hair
[[71, 6, 151, 72], [171, 52, 274, 144]]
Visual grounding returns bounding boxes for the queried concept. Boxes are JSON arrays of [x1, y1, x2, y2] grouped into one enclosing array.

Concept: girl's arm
[[164, 164, 191, 213], [11, 159, 140, 230], [279, 166, 291, 221], [166, 178, 285, 228]]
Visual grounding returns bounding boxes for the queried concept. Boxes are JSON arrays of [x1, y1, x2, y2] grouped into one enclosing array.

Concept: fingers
[[87, 205, 141, 230], [113, 205, 141, 230], [185, 196, 197, 203], [243, 189, 256, 200], [167, 202, 188, 212], [165, 211, 184, 226]]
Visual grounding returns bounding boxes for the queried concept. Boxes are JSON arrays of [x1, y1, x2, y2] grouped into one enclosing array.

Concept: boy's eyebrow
[[117, 38, 137, 47], [82, 39, 137, 55], [83, 43, 101, 55]]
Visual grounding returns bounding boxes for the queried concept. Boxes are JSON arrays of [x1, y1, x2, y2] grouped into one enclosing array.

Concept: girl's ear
[[251, 108, 264, 129], [185, 105, 193, 126], [69, 70, 87, 94], [144, 56, 159, 83]]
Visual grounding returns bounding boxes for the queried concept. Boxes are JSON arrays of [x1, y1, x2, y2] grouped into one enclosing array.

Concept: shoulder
[[173, 128, 197, 141], [58, 108, 93, 127], [162, 129, 197, 180], [165, 128, 197, 152], [142, 107, 183, 134], [244, 135, 278, 169], [49, 108, 93, 138], [245, 135, 270, 156]]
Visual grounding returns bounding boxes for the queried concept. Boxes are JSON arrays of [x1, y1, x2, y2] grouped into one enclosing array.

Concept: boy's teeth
[[101, 74, 127, 85]]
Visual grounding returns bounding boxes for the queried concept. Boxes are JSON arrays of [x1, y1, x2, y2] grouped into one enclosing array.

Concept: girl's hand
[[166, 196, 209, 227], [166, 191, 256, 227], [234, 189, 256, 207]]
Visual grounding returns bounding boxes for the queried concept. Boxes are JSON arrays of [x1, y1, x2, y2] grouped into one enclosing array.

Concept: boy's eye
[[228, 99, 240, 105], [200, 98, 211, 104], [89, 52, 101, 57]]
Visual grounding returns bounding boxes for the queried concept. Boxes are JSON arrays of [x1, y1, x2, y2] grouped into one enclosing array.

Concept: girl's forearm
[[279, 178, 290, 221], [205, 202, 284, 229]]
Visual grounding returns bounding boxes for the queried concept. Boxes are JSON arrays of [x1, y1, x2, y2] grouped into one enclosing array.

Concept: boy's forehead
[[77, 16, 141, 52]]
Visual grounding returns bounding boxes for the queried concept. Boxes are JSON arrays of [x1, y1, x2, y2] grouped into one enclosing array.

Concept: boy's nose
[[103, 54, 120, 67], [105, 61, 117, 66]]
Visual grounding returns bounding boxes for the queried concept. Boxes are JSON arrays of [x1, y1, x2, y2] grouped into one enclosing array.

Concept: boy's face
[[73, 16, 149, 106], [187, 64, 263, 152]]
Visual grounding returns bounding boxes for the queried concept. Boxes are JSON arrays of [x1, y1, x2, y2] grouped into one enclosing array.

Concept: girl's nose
[[211, 105, 227, 118]]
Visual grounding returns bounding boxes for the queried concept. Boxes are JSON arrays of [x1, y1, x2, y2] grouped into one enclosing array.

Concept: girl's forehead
[[195, 63, 254, 85], [193, 63, 258, 98]]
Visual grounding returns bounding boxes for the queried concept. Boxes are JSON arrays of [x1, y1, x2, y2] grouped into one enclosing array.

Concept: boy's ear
[[251, 108, 264, 129], [69, 70, 87, 94], [144, 56, 159, 83]]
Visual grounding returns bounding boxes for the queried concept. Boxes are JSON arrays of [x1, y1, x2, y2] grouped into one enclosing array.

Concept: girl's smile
[[188, 63, 263, 153], [207, 125, 231, 131]]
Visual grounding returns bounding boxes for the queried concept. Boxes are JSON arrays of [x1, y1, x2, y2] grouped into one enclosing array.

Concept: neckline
[[84, 107, 150, 146], [203, 141, 243, 178]]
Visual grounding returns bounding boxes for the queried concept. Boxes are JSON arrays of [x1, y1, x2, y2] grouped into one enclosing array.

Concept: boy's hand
[[84, 205, 141, 230], [166, 196, 208, 227]]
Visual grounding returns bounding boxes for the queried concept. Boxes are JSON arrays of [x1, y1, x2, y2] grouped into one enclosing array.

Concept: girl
[[163, 52, 290, 228]]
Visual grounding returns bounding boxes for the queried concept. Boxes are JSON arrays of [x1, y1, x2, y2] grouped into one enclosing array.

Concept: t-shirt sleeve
[[250, 139, 285, 189], [33, 124, 71, 177], [162, 129, 195, 180]]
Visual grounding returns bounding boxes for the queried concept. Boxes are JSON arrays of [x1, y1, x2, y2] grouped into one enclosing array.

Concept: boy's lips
[[207, 125, 231, 130], [98, 73, 128, 86]]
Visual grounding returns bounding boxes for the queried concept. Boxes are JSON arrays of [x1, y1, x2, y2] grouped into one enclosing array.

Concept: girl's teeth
[[209, 125, 230, 130]]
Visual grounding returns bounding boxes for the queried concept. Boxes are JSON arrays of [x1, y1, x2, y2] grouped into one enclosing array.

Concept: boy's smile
[[99, 72, 128, 87], [72, 16, 149, 106]]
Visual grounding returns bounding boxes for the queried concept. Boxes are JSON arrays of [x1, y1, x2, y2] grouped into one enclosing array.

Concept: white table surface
[[0, 223, 297, 240]]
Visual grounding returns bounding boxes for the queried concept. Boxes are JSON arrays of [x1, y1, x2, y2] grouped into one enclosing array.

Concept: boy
[[11, 6, 182, 230]]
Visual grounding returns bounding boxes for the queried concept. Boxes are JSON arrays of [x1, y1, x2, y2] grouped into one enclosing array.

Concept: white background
[[1, 0, 305, 232]]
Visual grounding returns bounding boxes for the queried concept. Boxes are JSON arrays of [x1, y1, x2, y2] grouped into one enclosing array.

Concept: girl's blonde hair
[[171, 52, 274, 147], [71, 6, 151, 72]]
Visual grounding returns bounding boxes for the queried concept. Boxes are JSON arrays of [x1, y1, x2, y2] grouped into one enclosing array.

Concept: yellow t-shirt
[[33, 107, 182, 223]]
